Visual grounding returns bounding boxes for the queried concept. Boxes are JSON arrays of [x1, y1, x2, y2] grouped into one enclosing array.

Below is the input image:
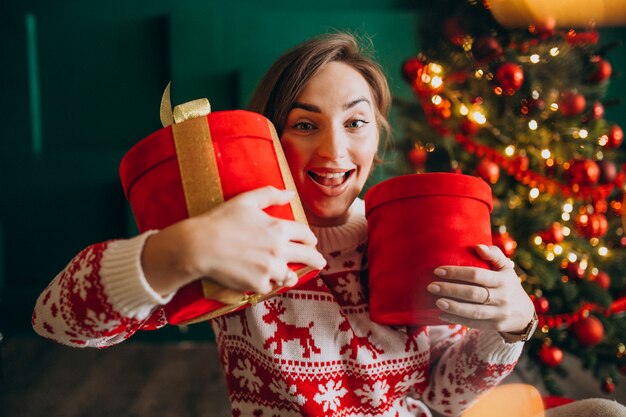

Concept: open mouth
[[308, 170, 354, 188]]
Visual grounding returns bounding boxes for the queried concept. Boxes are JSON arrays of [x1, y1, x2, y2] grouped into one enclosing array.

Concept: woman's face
[[280, 61, 379, 227]]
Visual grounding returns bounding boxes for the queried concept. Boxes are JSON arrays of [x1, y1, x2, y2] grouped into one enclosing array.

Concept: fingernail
[[434, 268, 447, 277], [436, 300, 450, 310], [427, 284, 441, 294], [477, 244, 489, 251]]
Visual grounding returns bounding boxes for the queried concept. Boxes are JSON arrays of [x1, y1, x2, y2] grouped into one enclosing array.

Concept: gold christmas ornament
[[489, 0, 626, 28]]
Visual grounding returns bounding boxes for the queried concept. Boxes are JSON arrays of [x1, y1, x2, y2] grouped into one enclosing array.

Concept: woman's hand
[[141, 186, 327, 296], [427, 244, 535, 334]]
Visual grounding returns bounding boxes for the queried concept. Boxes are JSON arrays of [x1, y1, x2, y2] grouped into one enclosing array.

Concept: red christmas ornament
[[539, 344, 563, 367], [591, 271, 611, 290], [568, 159, 600, 186], [539, 222, 564, 244], [477, 159, 500, 184], [492, 231, 517, 257], [402, 57, 424, 84], [575, 212, 608, 238], [565, 261, 586, 280], [495, 62, 524, 94], [443, 17, 468, 46], [408, 146, 428, 168], [605, 125, 624, 149], [591, 101, 605, 120], [532, 295, 550, 314], [588, 59, 612, 83], [598, 160, 617, 184], [473, 35, 503, 62], [573, 316, 604, 347], [559, 91, 587, 117], [602, 378, 616, 393]]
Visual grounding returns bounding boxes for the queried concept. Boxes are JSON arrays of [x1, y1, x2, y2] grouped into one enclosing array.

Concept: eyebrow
[[290, 97, 372, 113]]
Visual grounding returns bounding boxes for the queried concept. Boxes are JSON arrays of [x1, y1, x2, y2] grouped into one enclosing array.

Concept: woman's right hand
[[141, 186, 326, 296]]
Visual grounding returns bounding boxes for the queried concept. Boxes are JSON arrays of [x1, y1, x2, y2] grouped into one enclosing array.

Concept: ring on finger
[[481, 287, 491, 305]]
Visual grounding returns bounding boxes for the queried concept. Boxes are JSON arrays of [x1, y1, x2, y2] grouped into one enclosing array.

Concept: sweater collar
[[309, 198, 368, 254]]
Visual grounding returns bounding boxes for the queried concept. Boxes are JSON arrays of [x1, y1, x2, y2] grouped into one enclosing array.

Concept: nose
[[316, 125, 347, 160]]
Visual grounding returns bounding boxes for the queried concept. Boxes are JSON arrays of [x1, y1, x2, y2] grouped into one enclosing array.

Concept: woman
[[35, 33, 544, 417]]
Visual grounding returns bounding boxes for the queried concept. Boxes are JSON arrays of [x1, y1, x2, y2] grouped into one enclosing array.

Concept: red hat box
[[365, 173, 493, 326]]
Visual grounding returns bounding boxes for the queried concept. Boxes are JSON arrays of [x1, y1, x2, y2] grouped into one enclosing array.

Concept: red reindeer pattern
[[262, 300, 321, 358], [338, 318, 384, 360]]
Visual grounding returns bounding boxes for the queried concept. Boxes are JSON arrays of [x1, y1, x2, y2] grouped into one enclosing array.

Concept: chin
[[303, 195, 356, 226]]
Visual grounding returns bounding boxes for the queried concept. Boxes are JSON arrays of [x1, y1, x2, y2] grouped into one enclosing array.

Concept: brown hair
[[248, 32, 391, 151]]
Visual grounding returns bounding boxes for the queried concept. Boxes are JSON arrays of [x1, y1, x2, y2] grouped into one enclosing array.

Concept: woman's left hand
[[427, 244, 535, 334]]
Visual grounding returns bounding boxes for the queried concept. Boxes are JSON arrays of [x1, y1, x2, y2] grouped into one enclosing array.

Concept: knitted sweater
[[33, 198, 523, 417]]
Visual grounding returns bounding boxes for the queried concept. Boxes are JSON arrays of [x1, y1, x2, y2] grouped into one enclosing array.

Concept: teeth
[[315, 172, 346, 179]]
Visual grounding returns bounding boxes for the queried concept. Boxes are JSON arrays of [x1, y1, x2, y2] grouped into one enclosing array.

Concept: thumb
[[476, 244, 514, 271], [232, 186, 296, 210]]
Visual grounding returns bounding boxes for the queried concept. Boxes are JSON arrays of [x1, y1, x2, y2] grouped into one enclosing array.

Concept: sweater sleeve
[[32, 231, 173, 348], [423, 325, 523, 416]]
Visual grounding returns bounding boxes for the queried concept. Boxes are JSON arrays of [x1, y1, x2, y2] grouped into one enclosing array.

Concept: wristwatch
[[499, 311, 539, 344]]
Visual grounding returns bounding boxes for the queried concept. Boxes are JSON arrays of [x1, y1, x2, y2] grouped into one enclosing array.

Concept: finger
[[232, 186, 296, 210], [274, 219, 318, 247], [282, 242, 327, 270], [433, 266, 499, 287], [427, 282, 492, 305], [438, 313, 495, 331], [434, 297, 499, 321], [476, 244, 515, 271]]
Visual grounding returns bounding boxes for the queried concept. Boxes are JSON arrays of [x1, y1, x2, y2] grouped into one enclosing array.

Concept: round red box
[[120, 110, 319, 325], [364, 173, 493, 326]]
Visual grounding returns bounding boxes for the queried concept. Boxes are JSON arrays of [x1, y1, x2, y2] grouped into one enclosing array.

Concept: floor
[[2, 335, 625, 417]]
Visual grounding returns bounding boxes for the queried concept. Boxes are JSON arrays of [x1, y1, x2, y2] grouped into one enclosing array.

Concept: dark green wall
[[1, 0, 421, 337]]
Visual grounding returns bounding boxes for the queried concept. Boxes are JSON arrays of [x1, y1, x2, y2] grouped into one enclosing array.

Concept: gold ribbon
[[160, 82, 317, 325]]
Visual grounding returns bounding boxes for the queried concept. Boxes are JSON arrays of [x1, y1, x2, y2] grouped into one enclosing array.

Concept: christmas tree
[[394, 0, 626, 395]]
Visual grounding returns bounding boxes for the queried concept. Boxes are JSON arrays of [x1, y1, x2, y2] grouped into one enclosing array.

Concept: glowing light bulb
[[598, 247, 609, 256], [532, 90, 540, 100], [431, 95, 442, 105], [534, 236, 543, 245], [562, 213, 570, 221], [579, 129, 589, 139], [591, 267, 599, 276], [472, 111, 487, 125], [541, 149, 551, 159], [563, 226, 571, 236], [429, 63, 443, 74], [529, 188, 540, 199], [546, 252, 555, 261], [554, 245, 563, 255], [505, 145, 515, 156], [563, 203, 573, 213], [431, 76, 443, 89], [459, 104, 469, 115], [550, 47, 559, 56], [568, 253, 578, 262], [550, 103, 559, 111], [529, 120, 538, 130], [475, 69, 484, 78], [530, 54, 540, 63]]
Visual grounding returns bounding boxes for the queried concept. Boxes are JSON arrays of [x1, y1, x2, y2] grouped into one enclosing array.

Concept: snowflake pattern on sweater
[[33, 199, 523, 417]]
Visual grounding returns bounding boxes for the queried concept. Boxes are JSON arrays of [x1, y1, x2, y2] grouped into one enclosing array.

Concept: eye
[[347, 119, 370, 129], [293, 121, 317, 131]]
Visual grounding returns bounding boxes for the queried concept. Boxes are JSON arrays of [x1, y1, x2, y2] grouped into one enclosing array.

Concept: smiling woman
[[33, 32, 539, 417], [279, 62, 380, 226]]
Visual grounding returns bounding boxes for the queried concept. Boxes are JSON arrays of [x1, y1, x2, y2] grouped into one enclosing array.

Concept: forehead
[[297, 61, 374, 104]]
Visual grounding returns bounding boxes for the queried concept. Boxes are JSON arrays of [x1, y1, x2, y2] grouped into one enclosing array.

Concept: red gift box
[[120, 96, 319, 325], [365, 173, 493, 326]]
